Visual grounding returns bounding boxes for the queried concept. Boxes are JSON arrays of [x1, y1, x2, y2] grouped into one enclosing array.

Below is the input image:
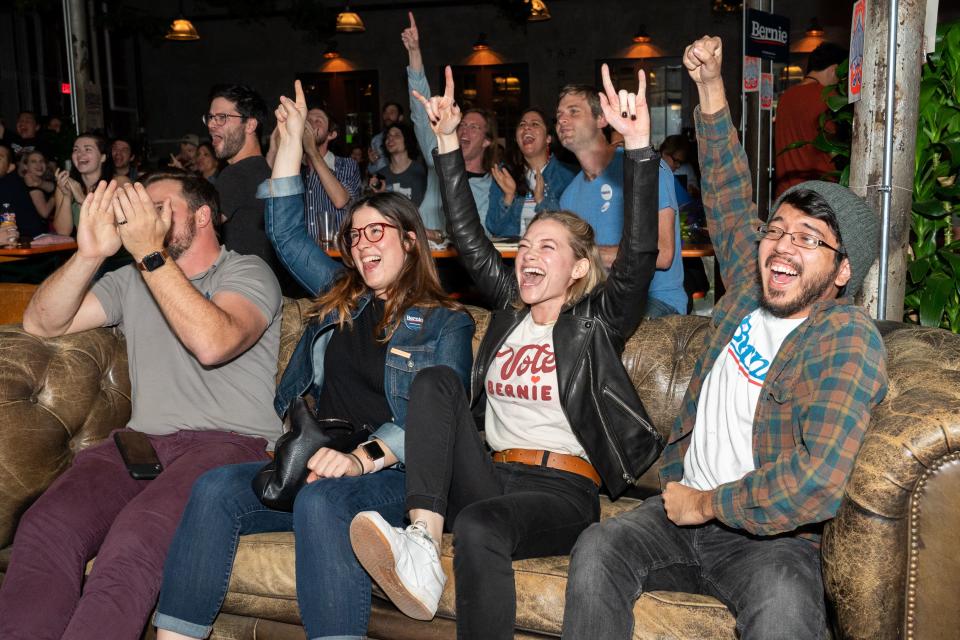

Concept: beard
[[164, 213, 197, 260], [757, 254, 840, 318], [216, 126, 245, 160]]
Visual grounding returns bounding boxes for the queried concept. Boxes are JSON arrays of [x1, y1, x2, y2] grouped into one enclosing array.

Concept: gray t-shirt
[[91, 247, 284, 446]]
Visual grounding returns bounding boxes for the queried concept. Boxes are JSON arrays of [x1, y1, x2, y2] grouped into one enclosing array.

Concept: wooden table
[[326, 243, 712, 261], [0, 240, 78, 263], [680, 243, 715, 258]]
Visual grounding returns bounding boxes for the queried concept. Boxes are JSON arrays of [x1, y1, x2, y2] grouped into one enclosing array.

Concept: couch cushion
[[222, 496, 736, 638]]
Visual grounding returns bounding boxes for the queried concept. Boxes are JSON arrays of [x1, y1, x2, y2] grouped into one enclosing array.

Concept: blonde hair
[[514, 209, 607, 309]]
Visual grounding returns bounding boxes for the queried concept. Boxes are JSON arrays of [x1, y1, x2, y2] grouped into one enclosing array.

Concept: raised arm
[[22, 180, 119, 336], [262, 80, 342, 296], [418, 67, 518, 309], [593, 64, 660, 338], [684, 36, 761, 287], [403, 12, 437, 170], [302, 122, 351, 210]]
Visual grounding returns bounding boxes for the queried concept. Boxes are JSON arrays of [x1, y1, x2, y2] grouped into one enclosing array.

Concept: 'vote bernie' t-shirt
[[483, 314, 586, 459]]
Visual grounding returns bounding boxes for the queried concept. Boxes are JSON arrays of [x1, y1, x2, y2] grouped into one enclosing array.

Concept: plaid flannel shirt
[[658, 106, 888, 540]]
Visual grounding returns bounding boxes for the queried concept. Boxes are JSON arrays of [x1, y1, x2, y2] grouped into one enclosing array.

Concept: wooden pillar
[[849, 0, 926, 319]]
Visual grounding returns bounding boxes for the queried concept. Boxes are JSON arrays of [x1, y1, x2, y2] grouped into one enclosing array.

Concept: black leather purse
[[252, 396, 372, 511]]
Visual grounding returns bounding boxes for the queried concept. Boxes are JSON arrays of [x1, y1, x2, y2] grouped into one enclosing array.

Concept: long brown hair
[[505, 107, 550, 200], [513, 209, 607, 309], [309, 192, 461, 341]]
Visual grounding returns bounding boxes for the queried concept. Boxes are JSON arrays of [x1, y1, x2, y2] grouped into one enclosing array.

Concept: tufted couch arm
[[822, 324, 960, 640], [0, 326, 131, 548]]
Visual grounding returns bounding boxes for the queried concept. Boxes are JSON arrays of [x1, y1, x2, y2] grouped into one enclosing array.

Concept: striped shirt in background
[[301, 151, 362, 245]]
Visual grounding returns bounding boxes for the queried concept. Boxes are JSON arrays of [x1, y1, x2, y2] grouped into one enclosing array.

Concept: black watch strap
[[136, 249, 170, 272]]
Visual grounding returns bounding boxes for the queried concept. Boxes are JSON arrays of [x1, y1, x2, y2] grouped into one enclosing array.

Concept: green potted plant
[[903, 20, 960, 331]]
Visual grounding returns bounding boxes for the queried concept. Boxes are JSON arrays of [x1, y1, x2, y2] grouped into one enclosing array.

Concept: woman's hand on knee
[[306, 447, 363, 482]]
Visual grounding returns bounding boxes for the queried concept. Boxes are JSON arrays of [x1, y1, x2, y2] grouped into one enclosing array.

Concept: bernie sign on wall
[[745, 9, 790, 63]]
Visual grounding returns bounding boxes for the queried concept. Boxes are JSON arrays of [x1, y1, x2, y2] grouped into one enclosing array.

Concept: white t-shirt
[[484, 314, 586, 459], [681, 308, 806, 491]]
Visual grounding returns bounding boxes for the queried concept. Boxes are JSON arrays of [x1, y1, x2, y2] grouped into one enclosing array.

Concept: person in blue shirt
[[557, 85, 687, 317], [485, 107, 576, 238]]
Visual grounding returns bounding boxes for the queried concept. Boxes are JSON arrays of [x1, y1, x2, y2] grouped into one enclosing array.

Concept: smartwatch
[[359, 439, 385, 473], [136, 249, 170, 272]]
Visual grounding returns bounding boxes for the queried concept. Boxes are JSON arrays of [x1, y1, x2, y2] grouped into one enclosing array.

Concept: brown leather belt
[[492, 448, 601, 487]]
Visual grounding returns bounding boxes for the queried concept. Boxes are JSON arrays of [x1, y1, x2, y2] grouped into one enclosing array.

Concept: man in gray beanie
[[563, 36, 889, 640]]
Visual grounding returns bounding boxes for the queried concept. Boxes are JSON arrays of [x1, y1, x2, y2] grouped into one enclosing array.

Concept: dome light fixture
[[323, 41, 340, 59], [336, 5, 365, 33], [632, 25, 652, 44], [527, 0, 551, 22], [165, 18, 199, 41], [165, 2, 199, 41], [805, 17, 825, 38], [473, 33, 490, 51]]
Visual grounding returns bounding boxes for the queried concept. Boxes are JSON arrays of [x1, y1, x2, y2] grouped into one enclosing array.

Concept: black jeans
[[405, 366, 600, 640], [561, 496, 827, 640]]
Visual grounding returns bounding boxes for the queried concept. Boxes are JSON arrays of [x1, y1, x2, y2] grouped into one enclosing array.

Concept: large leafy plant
[[904, 20, 960, 331]]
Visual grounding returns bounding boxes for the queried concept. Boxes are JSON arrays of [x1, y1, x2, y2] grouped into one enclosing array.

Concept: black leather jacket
[[435, 146, 665, 498]]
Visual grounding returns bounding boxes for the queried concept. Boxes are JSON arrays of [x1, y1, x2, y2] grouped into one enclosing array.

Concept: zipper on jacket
[[602, 387, 662, 442], [594, 393, 634, 484]]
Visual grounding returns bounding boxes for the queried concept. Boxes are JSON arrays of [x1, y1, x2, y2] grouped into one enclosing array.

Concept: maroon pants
[[0, 428, 270, 640]]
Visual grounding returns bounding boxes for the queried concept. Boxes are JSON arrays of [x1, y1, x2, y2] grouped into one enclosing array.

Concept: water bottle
[[0, 203, 18, 247]]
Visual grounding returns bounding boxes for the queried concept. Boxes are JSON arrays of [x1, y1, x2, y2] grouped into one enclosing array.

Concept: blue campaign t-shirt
[[560, 150, 687, 314]]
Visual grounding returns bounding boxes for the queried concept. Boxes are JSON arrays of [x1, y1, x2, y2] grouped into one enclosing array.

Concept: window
[[595, 57, 692, 149], [296, 70, 380, 153], [446, 64, 530, 143]]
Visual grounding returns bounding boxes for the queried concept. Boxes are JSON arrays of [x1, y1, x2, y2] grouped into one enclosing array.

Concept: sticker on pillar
[[743, 56, 760, 93], [760, 73, 773, 110], [849, 0, 866, 104]]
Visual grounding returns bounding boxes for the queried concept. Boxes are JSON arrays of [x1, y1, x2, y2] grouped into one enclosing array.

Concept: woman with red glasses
[[153, 81, 474, 640]]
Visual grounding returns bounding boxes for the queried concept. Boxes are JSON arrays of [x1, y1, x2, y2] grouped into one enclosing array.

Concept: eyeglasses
[[202, 113, 246, 127], [757, 224, 843, 254], [457, 121, 486, 133], [344, 222, 400, 247]]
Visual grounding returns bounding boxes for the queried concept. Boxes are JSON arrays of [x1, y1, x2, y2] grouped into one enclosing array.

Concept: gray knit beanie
[[772, 180, 880, 297]]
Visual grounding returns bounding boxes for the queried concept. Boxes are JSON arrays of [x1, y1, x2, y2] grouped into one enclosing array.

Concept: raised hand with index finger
[[272, 79, 308, 179], [411, 65, 461, 141], [401, 11, 419, 52], [597, 63, 650, 150], [276, 79, 307, 144]]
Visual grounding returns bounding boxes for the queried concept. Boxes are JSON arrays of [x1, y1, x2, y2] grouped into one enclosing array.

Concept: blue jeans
[[561, 497, 826, 640], [643, 296, 682, 318], [154, 461, 407, 640]]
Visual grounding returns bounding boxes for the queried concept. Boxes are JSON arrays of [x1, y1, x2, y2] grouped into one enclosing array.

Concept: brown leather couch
[[2, 299, 959, 639]]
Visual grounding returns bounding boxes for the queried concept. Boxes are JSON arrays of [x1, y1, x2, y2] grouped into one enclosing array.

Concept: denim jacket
[[484, 157, 576, 238], [257, 175, 475, 462]]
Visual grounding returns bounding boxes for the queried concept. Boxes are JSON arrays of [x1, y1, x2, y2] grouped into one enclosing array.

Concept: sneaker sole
[[350, 515, 439, 621]]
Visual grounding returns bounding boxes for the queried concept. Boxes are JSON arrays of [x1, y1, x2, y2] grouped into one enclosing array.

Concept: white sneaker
[[350, 511, 446, 620]]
